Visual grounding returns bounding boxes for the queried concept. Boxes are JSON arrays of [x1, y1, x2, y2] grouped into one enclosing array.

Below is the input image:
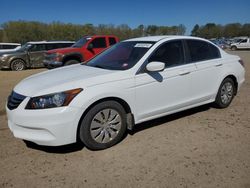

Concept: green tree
[[223, 23, 242, 38], [240, 24, 250, 36], [191, 24, 200, 36]]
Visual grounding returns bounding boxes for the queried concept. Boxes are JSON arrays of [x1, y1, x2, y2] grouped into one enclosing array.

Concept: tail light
[[238, 59, 245, 67]]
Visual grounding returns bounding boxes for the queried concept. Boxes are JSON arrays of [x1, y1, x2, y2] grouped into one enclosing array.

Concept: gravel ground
[[0, 51, 249, 188]]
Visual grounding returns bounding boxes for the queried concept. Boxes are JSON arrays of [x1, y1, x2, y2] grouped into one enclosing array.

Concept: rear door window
[[186, 40, 220, 62], [29, 44, 46, 52], [91, 38, 107, 48], [46, 44, 57, 50], [109, 37, 117, 46]]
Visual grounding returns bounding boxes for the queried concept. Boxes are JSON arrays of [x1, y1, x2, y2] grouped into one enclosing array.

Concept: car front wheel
[[231, 46, 237, 51], [215, 78, 235, 108], [79, 101, 127, 150], [11, 59, 26, 71]]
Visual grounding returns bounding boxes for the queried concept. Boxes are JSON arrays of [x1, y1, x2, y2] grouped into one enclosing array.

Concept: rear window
[[186, 40, 220, 62]]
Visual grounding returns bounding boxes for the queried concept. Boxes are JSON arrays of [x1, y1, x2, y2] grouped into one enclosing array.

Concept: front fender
[[62, 52, 84, 63], [9, 54, 29, 67]]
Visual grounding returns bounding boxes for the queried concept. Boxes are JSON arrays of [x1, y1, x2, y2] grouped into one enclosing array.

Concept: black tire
[[79, 101, 127, 150], [64, 60, 80, 66], [11, 59, 26, 71], [231, 46, 237, 51], [215, 78, 235, 108]]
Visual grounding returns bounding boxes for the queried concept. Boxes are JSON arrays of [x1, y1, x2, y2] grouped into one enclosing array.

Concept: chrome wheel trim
[[90, 109, 122, 144], [13, 60, 24, 71], [220, 82, 233, 104]]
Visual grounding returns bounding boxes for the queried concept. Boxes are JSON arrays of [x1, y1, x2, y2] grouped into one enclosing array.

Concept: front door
[[85, 37, 107, 60], [28, 44, 46, 68], [135, 40, 196, 122]]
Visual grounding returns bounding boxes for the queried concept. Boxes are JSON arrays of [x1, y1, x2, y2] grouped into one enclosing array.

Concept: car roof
[[82, 35, 117, 38], [27, 41, 75, 44], [125, 35, 206, 42], [0, 43, 21, 45]]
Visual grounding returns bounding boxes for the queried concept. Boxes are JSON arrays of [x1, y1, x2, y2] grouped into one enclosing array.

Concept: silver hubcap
[[220, 82, 233, 104], [13, 60, 24, 71], [90, 109, 122, 144]]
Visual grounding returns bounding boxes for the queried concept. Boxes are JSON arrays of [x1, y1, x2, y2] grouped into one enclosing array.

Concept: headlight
[[26, 88, 82, 109], [0, 54, 8, 60], [51, 53, 63, 61]]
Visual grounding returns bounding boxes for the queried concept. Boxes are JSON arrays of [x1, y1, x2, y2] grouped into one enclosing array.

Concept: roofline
[[0, 43, 21, 45], [27, 41, 75, 44], [124, 35, 208, 42]]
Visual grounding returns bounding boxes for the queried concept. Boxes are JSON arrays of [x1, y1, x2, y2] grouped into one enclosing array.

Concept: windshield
[[86, 41, 155, 70], [18, 43, 32, 51], [72, 37, 91, 48]]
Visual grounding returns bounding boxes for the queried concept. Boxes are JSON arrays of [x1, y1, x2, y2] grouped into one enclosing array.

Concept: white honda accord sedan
[[6, 36, 245, 150]]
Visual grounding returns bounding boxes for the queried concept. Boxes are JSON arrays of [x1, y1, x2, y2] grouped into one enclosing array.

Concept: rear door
[[135, 40, 196, 122], [108, 37, 117, 46], [28, 44, 46, 67], [185, 39, 222, 103]]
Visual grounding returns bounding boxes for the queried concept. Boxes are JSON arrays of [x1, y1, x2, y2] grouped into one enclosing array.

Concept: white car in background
[[6, 36, 245, 150], [231, 38, 250, 50], [0, 43, 21, 52]]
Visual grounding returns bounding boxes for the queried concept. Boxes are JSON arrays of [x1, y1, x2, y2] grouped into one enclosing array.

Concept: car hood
[[14, 64, 121, 97], [48, 47, 81, 54], [0, 49, 17, 53]]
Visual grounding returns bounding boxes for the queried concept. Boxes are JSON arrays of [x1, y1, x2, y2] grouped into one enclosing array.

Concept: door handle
[[215, 63, 222, 67], [179, 70, 190, 75]]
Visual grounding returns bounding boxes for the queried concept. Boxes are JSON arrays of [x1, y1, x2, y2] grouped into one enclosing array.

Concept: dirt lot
[[0, 51, 250, 188]]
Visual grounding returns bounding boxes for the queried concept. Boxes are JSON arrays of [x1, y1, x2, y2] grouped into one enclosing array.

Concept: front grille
[[7, 91, 26, 110]]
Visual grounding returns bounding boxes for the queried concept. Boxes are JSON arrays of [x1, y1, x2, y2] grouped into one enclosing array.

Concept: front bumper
[[43, 60, 63, 69], [6, 97, 83, 146], [0, 58, 10, 69]]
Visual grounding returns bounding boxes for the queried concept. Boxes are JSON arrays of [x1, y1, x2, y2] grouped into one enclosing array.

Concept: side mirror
[[146, 61, 165, 72], [87, 43, 93, 50]]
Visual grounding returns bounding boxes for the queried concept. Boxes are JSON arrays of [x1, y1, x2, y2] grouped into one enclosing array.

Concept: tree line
[[0, 21, 249, 43], [0, 21, 186, 43], [191, 23, 250, 39]]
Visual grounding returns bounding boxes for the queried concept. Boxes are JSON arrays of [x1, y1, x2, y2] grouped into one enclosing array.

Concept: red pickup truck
[[43, 35, 119, 68]]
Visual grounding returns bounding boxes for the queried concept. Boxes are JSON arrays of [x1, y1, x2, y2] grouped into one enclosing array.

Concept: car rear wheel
[[64, 60, 80, 66], [79, 101, 127, 150], [215, 78, 235, 108], [11, 59, 26, 71]]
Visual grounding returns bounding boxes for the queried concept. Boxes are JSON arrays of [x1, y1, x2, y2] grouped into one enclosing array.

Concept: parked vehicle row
[[43, 35, 119, 68], [230, 37, 250, 50], [0, 35, 119, 71], [210, 37, 250, 50], [0, 41, 75, 71], [210, 39, 229, 49], [1, 35, 248, 71], [6, 36, 245, 150]]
